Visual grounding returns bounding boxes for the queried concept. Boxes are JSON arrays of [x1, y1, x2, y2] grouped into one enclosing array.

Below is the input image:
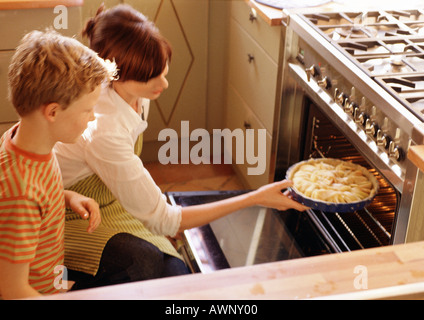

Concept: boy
[[0, 30, 116, 299]]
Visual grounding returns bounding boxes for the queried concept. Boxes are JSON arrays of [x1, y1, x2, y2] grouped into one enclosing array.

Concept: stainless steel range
[[276, 8, 424, 247], [169, 8, 424, 274]]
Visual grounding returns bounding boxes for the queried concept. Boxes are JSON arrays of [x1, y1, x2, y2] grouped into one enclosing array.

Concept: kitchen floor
[[144, 161, 245, 193]]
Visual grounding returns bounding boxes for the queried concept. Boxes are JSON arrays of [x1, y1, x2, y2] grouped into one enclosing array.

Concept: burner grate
[[300, 9, 424, 122], [376, 74, 424, 120], [302, 10, 424, 77]]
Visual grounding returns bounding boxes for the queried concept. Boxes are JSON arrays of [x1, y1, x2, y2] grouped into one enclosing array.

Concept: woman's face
[[122, 64, 169, 101]]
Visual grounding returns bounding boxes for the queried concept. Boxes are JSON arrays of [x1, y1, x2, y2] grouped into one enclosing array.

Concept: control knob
[[376, 129, 390, 149], [317, 76, 331, 89], [365, 119, 378, 137], [344, 101, 357, 115], [305, 65, 320, 82], [334, 88, 347, 105], [388, 141, 403, 161], [353, 108, 366, 126]]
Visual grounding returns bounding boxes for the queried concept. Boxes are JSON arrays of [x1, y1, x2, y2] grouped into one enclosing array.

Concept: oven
[[167, 8, 424, 274], [276, 8, 424, 246]]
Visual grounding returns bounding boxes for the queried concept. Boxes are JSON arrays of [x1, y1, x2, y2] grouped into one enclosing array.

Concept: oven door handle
[[287, 62, 404, 193]]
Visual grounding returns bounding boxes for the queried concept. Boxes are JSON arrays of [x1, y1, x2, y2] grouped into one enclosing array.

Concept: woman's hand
[[179, 180, 309, 232], [250, 180, 309, 212], [64, 190, 101, 233]]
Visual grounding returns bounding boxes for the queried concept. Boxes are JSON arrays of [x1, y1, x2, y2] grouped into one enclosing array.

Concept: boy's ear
[[42, 102, 61, 122]]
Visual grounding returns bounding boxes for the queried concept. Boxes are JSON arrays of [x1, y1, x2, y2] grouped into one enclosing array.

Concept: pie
[[289, 158, 378, 204]]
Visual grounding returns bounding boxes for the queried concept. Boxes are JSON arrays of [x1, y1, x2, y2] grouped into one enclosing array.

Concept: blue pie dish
[[286, 158, 379, 213]]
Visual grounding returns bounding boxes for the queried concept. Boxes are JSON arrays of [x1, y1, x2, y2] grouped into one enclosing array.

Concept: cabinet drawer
[[0, 7, 82, 50], [230, 0, 281, 62], [225, 85, 271, 189], [0, 51, 18, 123], [228, 18, 277, 133]]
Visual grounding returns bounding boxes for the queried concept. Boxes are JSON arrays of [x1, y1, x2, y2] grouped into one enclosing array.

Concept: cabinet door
[[227, 18, 277, 133], [225, 85, 271, 188], [123, 0, 208, 144], [0, 51, 18, 123], [230, 0, 281, 62]]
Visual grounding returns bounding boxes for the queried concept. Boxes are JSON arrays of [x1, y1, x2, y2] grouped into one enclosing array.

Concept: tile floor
[[143, 161, 245, 193]]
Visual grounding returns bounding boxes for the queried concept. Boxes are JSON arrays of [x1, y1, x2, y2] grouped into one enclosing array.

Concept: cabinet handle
[[247, 53, 255, 63], [249, 8, 257, 22]]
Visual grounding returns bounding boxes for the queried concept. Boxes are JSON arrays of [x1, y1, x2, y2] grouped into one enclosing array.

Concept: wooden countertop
[[408, 146, 424, 173], [245, 0, 349, 26], [246, 0, 284, 26], [41, 240, 424, 300], [0, 0, 83, 10]]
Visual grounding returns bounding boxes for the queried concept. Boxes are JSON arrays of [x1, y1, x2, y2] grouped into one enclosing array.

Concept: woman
[[54, 4, 308, 290]]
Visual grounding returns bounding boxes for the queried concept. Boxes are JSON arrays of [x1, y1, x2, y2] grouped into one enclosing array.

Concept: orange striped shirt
[[0, 125, 65, 295]]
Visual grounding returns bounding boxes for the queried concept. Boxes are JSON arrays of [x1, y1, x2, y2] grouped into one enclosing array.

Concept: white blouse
[[54, 84, 182, 236]]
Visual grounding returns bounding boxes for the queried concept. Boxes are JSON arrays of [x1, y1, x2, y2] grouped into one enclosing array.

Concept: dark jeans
[[69, 233, 189, 290]]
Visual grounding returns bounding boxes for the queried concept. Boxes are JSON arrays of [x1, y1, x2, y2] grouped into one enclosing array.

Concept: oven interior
[[288, 98, 400, 252]]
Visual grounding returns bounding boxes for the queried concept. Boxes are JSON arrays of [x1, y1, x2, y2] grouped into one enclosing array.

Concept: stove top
[[299, 9, 424, 120]]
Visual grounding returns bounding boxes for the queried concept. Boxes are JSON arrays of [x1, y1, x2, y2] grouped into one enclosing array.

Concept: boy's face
[[54, 85, 101, 143]]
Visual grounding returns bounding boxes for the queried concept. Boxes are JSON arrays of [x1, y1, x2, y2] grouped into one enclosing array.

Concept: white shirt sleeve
[[84, 131, 182, 237]]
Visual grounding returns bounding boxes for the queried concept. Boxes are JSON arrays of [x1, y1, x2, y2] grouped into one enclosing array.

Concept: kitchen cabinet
[[224, 0, 283, 188], [0, 2, 82, 135]]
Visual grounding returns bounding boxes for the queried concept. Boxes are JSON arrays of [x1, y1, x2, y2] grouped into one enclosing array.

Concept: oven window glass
[[208, 207, 332, 267], [168, 191, 334, 273]]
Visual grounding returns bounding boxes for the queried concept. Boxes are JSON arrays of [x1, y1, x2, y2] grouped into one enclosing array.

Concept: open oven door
[[167, 190, 334, 274]]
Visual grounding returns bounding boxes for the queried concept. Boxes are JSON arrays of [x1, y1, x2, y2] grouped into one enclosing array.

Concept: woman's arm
[[84, 128, 308, 236], [178, 180, 308, 232]]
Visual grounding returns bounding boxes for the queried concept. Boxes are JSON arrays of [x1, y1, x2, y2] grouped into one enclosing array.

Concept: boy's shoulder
[[0, 126, 57, 201], [0, 133, 27, 200], [0, 126, 15, 164], [0, 131, 6, 145], [0, 126, 10, 151]]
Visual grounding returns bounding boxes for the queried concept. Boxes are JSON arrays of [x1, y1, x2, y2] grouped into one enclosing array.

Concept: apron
[[64, 134, 180, 275]]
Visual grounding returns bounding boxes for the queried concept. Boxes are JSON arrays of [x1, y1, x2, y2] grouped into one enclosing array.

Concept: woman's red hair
[[83, 4, 172, 82]]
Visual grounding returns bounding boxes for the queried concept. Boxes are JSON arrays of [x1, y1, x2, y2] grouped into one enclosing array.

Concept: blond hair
[[8, 29, 116, 116]]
